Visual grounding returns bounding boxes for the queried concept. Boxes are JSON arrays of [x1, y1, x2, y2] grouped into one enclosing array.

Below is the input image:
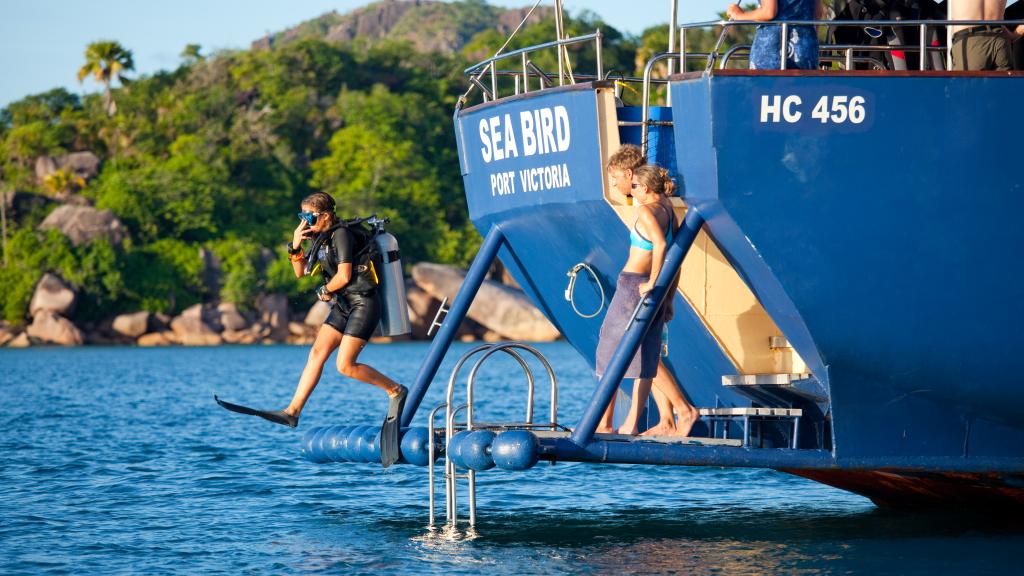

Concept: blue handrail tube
[[570, 208, 705, 446], [401, 226, 506, 426]]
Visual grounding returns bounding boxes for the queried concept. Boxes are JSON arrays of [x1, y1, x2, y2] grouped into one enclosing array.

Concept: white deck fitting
[[531, 429, 743, 448], [722, 373, 811, 386], [699, 407, 803, 417]]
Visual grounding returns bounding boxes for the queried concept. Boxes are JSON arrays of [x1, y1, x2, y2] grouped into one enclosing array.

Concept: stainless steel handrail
[[464, 32, 602, 75], [460, 31, 604, 108], [465, 342, 559, 431], [438, 342, 559, 530], [693, 18, 1024, 73], [641, 52, 681, 156], [720, 43, 946, 70], [427, 402, 447, 528]]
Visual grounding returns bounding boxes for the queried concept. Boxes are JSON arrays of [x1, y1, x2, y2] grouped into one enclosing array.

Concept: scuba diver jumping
[[216, 191, 408, 467]]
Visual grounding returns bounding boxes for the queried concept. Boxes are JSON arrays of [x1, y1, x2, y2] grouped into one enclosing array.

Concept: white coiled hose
[[564, 263, 605, 319]]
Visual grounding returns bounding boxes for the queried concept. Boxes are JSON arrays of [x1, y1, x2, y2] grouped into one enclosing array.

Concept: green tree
[[180, 43, 203, 64], [121, 238, 205, 313], [312, 123, 447, 264], [77, 40, 135, 116]]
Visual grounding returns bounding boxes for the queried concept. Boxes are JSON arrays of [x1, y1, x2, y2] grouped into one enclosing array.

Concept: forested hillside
[[0, 0, 720, 335]]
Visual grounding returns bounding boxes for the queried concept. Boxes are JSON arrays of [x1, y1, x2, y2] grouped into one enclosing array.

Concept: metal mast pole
[[667, 0, 679, 105], [555, 0, 565, 85]]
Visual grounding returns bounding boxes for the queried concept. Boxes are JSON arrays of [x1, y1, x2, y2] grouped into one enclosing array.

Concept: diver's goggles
[[297, 211, 320, 226]]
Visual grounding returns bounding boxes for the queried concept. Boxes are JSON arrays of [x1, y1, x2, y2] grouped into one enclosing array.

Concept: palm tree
[[77, 40, 134, 117]]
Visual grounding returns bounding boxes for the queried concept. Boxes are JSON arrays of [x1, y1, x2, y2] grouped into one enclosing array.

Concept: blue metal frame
[[401, 226, 505, 426]]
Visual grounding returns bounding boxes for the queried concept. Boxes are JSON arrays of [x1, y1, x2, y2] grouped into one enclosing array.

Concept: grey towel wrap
[[595, 272, 663, 380]]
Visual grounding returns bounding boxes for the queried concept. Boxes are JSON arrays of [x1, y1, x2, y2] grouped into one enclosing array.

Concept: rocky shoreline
[[0, 263, 560, 348]]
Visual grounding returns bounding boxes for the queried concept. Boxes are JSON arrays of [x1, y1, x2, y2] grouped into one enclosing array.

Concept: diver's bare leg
[[617, 377, 653, 436], [336, 335, 404, 397], [284, 324, 343, 417]]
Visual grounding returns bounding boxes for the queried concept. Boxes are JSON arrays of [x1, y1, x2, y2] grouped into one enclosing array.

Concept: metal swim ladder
[[426, 342, 561, 532]]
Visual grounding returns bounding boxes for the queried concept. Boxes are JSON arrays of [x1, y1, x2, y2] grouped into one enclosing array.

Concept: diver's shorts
[[595, 272, 663, 380], [324, 291, 381, 341]]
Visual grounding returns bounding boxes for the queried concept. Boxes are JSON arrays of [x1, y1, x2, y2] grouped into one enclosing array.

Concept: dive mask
[[298, 211, 319, 226]]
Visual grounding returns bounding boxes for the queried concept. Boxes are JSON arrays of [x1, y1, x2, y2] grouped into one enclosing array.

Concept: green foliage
[[4, 121, 65, 163], [0, 228, 62, 324], [0, 88, 81, 128], [265, 254, 318, 302], [70, 238, 126, 321], [207, 238, 262, 308], [0, 228, 124, 324], [181, 44, 204, 63], [0, 3, 677, 323], [121, 238, 204, 314], [90, 142, 223, 243]]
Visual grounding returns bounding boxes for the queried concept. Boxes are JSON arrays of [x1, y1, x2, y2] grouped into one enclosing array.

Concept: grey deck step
[[699, 407, 803, 417], [722, 373, 811, 386], [531, 430, 743, 448]]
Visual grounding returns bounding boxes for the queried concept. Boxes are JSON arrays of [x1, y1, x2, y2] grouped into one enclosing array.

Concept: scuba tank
[[366, 216, 411, 337]]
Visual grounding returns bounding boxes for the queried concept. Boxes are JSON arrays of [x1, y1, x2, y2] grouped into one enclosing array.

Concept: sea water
[[0, 343, 1020, 574]]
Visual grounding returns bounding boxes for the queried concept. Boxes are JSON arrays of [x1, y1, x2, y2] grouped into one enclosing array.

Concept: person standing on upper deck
[[950, 0, 1016, 71], [725, 1, 825, 70]]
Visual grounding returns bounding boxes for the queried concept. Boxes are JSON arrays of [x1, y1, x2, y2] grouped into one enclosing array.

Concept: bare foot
[[617, 424, 639, 435], [641, 421, 677, 436], [595, 425, 616, 434], [675, 406, 699, 437]]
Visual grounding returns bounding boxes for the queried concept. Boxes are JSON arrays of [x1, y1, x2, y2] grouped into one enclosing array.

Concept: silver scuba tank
[[369, 219, 411, 337]]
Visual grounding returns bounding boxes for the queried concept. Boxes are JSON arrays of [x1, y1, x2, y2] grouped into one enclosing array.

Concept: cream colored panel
[[698, 233, 807, 374], [679, 228, 707, 316], [595, 88, 621, 202]]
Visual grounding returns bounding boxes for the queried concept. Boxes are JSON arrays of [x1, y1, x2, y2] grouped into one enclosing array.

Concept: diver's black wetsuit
[[316, 226, 380, 340]]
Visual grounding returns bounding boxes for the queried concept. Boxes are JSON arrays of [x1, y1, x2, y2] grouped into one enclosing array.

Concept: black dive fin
[[214, 394, 298, 428], [380, 386, 408, 468]]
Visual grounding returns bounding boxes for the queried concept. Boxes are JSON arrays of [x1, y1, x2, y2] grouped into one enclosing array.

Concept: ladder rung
[[722, 373, 810, 386]]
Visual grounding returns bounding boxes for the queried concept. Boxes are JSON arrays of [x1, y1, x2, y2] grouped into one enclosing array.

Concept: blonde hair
[[607, 144, 645, 172], [634, 165, 676, 197]]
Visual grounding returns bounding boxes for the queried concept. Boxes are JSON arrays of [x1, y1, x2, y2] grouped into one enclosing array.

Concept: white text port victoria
[[490, 164, 572, 196]]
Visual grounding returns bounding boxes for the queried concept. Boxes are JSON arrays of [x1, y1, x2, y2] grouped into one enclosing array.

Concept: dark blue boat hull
[[451, 74, 1024, 506]]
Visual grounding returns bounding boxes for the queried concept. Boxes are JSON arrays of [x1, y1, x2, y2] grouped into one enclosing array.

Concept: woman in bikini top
[[623, 184, 676, 294]]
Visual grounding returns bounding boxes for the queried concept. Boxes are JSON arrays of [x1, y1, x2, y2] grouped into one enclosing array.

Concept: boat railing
[[458, 31, 605, 109], [720, 44, 890, 70], [458, 17, 1021, 151], [687, 18, 1023, 72], [634, 18, 1022, 152]]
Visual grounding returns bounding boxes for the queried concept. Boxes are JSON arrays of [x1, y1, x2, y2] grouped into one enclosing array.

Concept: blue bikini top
[[629, 202, 674, 251]]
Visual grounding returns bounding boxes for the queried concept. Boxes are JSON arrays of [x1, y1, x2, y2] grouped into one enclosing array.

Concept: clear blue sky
[[0, 1, 720, 109]]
